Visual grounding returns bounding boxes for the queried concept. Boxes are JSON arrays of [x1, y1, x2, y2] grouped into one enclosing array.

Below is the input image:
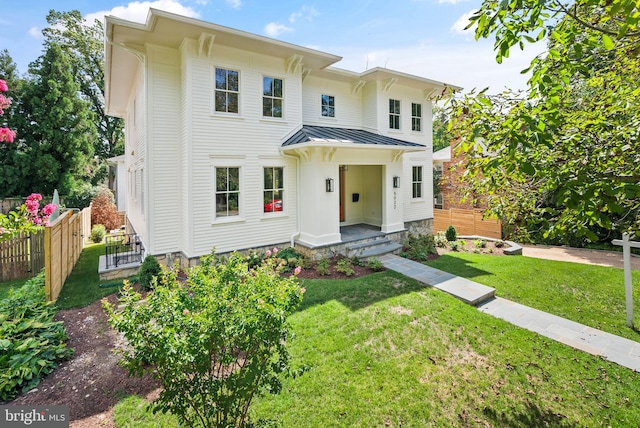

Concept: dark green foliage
[[275, 247, 307, 272], [104, 252, 304, 427], [400, 234, 437, 262], [64, 183, 99, 210], [0, 272, 73, 401], [90, 224, 106, 243], [445, 226, 457, 242], [138, 255, 161, 291]]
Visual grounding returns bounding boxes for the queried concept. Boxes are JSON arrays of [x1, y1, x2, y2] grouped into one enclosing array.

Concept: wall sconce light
[[393, 176, 400, 188], [326, 178, 334, 192]]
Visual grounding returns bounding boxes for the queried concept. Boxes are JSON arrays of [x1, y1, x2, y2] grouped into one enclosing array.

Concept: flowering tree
[[0, 79, 15, 143], [0, 194, 57, 242]]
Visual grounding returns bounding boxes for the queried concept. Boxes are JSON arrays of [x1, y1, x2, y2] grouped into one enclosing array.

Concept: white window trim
[[389, 98, 401, 130], [211, 159, 245, 224], [212, 66, 241, 117], [320, 93, 336, 119], [261, 74, 285, 121], [411, 102, 423, 133], [412, 165, 425, 200], [262, 165, 287, 218]]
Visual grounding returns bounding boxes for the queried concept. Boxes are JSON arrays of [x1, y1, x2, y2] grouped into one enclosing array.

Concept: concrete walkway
[[379, 254, 640, 372]]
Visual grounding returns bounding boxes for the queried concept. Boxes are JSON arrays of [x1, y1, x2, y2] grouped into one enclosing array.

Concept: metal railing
[[105, 233, 144, 268]]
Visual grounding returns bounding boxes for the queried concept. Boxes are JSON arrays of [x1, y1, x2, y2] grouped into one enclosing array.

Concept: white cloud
[[437, 0, 469, 4], [84, 0, 199, 26], [264, 22, 293, 37], [450, 10, 477, 35], [226, 0, 242, 9], [289, 6, 319, 24], [28, 27, 41, 39]]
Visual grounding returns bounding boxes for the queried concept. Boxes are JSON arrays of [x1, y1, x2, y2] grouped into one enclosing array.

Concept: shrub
[[276, 247, 307, 272], [434, 232, 448, 248], [64, 183, 99, 210], [445, 225, 457, 242], [367, 257, 384, 272], [400, 234, 437, 262], [315, 256, 331, 276], [90, 188, 121, 231], [90, 224, 106, 243], [138, 255, 161, 291], [474, 239, 486, 249], [104, 252, 305, 428], [335, 257, 355, 276], [495, 240, 505, 248], [0, 272, 73, 401], [450, 241, 459, 251]]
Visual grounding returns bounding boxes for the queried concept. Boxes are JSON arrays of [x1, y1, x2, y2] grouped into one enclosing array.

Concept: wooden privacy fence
[[433, 208, 502, 239], [0, 230, 45, 282], [45, 209, 86, 302]]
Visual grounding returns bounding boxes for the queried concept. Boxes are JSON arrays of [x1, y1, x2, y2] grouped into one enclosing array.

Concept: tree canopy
[[447, 0, 640, 245]]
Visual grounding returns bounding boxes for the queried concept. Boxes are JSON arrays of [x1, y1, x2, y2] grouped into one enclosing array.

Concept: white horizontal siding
[[301, 76, 363, 128]]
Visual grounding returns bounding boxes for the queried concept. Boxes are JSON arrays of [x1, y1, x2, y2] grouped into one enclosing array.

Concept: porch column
[[381, 163, 405, 233], [298, 152, 341, 246]]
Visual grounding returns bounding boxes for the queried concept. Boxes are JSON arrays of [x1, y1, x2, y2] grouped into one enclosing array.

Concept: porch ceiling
[[281, 125, 426, 151]]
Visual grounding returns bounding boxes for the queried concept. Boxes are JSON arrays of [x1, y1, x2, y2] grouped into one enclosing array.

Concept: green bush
[[434, 232, 448, 248], [474, 239, 486, 249], [400, 234, 437, 262], [138, 255, 161, 291], [275, 247, 307, 272], [104, 252, 305, 428], [0, 272, 73, 401], [315, 256, 331, 276], [445, 225, 457, 242], [450, 241, 460, 251], [90, 224, 107, 243], [335, 257, 355, 276], [367, 257, 384, 272]]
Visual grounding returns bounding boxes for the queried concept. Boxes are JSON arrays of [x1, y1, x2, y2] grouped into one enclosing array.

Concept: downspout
[[282, 151, 300, 248]]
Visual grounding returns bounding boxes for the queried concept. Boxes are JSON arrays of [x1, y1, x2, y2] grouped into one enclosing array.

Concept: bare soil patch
[[432, 239, 508, 259]]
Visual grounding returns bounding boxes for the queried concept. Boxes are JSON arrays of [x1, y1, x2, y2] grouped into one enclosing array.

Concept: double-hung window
[[215, 167, 240, 217], [321, 94, 335, 117], [214, 68, 239, 114], [411, 103, 422, 132], [412, 166, 423, 199], [263, 167, 284, 213], [389, 99, 400, 129], [263, 77, 283, 118]]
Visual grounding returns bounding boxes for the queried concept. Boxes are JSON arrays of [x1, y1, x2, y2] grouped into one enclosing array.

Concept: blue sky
[[1, 0, 545, 93]]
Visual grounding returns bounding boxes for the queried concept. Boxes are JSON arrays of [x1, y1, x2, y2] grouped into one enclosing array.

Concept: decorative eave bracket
[[302, 68, 311, 81], [109, 41, 146, 62], [352, 80, 366, 95], [286, 54, 304, 74], [423, 87, 439, 100], [382, 78, 397, 93], [198, 33, 216, 58]]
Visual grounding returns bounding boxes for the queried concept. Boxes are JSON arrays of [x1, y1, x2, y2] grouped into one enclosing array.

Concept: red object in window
[[264, 199, 283, 212]]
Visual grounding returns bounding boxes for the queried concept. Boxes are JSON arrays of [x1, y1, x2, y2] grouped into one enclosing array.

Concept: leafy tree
[[14, 42, 96, 196], [432, 106, 452, 152], [43, 10, 124, 162], [447, 0, 640, 244], [104, 252, 305, 428]]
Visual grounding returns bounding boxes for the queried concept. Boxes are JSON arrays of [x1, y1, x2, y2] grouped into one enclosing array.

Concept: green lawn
[[426, 252, 640, 342], [55, 243, 130, 309], [0, 277, 30, 300], [113, 271, 640, 427]]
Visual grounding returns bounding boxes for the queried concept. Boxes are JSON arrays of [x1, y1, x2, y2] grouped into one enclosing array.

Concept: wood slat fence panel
[[0, 230, 45, 282], [45, 209, 86, 302], [433, 208, 502, 240]]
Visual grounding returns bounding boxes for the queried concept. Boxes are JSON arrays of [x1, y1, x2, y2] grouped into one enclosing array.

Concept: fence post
[[44, 223, 52, 302], [612, 232, 636, 328]]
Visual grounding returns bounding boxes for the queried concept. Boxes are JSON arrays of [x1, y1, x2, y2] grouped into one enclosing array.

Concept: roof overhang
[[104, 8, 343, 116]]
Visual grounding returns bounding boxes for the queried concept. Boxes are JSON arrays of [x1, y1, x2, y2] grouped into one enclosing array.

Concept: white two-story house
[[104, 9, 460, 265]]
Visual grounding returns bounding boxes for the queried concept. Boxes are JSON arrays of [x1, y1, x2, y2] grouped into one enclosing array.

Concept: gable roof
[[282, 125, 425, 148]]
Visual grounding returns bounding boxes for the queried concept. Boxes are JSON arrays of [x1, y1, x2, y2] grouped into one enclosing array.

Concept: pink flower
[[272, 247, 278, 254], [25, 199, 39, 215], [27, 193, 42, 202], [294, 266, 302, 275], [183, 309, 190, 315], [0, 128, 15, 143], [0, 80, 7, 92], [300, 287, 306, 294], [0, 94, 10, 115], [258, 299, 265, 305], [42, 203, 57, 216], [265, 250, 271, 257]]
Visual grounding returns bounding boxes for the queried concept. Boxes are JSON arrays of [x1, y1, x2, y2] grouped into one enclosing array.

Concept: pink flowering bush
[[0, 79, 15, 143], [0, 194, 58, 241]]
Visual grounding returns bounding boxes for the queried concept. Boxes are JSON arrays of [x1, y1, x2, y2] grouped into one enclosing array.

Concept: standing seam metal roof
[[282, 125, 425, 148]]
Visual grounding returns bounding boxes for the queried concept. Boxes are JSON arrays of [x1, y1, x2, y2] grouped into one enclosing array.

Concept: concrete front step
[[346, 238, 403, 259]]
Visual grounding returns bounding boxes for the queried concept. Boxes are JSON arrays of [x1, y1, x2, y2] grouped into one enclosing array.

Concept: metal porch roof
[[282, 125, 425, 148]]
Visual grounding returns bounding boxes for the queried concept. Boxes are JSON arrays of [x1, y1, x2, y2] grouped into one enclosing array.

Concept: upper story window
[[263, 77, 283, 118], [389, 99, 400, 129], [214, 68, 239, 114], [321, 94, 335, 117], [412, 103, 422, 132], [263, 167, 284, 213], [215, 167, 240, 217], [412, 166, 423, 199]]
